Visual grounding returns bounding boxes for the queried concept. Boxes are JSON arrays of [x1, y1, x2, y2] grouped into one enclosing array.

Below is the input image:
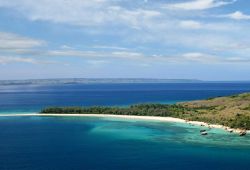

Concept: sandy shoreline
[[0, 113, 248, 134]]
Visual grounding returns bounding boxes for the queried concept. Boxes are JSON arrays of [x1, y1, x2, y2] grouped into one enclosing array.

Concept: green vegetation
[[41, 104, 189, 117], [242, 105, 250, 111], [41, 93, 250, 130]]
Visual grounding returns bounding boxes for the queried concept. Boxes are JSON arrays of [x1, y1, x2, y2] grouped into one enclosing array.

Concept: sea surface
[[1, 83, 250, 170]]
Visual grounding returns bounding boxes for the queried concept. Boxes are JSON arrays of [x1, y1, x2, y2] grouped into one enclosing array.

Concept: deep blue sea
[[1, 83, 250, 170]]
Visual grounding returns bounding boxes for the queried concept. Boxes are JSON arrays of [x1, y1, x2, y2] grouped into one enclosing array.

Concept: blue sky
[[0, 0, 250, 80]]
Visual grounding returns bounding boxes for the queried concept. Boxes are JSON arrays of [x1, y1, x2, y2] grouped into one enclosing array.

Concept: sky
[[0, 0, 250, 80]]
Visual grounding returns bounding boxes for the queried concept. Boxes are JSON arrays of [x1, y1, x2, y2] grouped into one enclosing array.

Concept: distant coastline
[[1, 78, 250, 86], [0, 78, 203, 86]]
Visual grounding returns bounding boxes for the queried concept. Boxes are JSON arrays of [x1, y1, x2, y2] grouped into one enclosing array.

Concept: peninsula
[[41, 93, 250, 132]]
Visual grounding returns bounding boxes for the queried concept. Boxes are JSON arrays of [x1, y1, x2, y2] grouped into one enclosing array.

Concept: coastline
[[0, 113, 247, 134]]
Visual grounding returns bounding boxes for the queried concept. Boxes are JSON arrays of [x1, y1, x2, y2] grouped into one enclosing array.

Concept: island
[[0, 78, 203, 86], [41, 93, 250, 135]]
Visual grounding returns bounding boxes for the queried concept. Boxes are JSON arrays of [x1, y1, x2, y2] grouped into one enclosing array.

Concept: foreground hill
[[41, 93, 250, 130], [179, 93, 250, 130]]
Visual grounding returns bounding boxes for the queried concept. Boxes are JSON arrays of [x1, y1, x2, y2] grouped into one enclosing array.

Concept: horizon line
[[1, 78, 250, 82]]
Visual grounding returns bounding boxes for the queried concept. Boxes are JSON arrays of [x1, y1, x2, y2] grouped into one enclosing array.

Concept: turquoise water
[[93, 117, 250, 147], [1, 83, 250, 169], [0, 116, 250, 170]]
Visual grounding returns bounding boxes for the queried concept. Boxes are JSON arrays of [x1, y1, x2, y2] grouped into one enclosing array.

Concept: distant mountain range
[[0, 78, 203, 85]]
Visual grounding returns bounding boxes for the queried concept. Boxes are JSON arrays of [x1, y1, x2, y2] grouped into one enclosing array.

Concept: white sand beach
[[0, 113, 247, 134]]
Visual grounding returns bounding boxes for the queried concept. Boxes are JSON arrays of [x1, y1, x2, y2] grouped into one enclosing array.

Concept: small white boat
[[201, 132, 208, 135]]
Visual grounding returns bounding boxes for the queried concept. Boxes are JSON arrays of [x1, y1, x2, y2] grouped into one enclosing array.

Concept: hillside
[[179, 93, 250, 129]]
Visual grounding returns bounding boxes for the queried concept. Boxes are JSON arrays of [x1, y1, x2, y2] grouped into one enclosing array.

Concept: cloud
[[182, 52, 219, 63], [0, 55, 59, 65], [0, 56, 41, 64], [0, 32, 45, 50], [226, 57, 250, 62], [87, 60, 109, 66], [47, 49, 146, 60], [0, 32, 57, 65], [46, 49, 176, 63], [164, 0, 236, 10], [0, 0, 161, 28], [38, 48, 250, 64], [179, 20, 202, 29], [221, 11, 250, 20], [178, 20, 236, 31], [46, 49, 181, 63], [0, 1, 244, 52], [2, 43, 250, 65], [181, 52, 250, 63], [0, 2, 249, 67], [92, 45, 129, 51], [1, 30, 249, 66]]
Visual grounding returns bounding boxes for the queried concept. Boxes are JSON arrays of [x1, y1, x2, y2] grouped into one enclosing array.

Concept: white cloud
[[0, 1, 244, 51], [92, 45, 129, 51], [226, 57, 250, 62], [0, 1, 249, 67], [87, 60, 109, 66], [108, 6, 161, 29], [164, 0, 236, 10], [40, 48, 250, 64], [2, 30, 249, 66], [179, 20, 202, 29], [47, 49, 146, 60], [46, 49, 174, 63], [0, 55, 59, 65], [0, 32, 44, 49], [182, 52, 219, 63], [181, 52, 250, 63], [222, 11, 250, 20], [0, 56, 39, 64], [60, 45, 75, 50], [0, 0, 161, 28]]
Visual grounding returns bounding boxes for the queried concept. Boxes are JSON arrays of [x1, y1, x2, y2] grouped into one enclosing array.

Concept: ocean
[[0, 83, 250, 169]]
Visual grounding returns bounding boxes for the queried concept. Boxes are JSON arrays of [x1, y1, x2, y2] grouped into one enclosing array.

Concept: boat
[[201, 132, 208, 135], [239, 131, 247, 136]]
